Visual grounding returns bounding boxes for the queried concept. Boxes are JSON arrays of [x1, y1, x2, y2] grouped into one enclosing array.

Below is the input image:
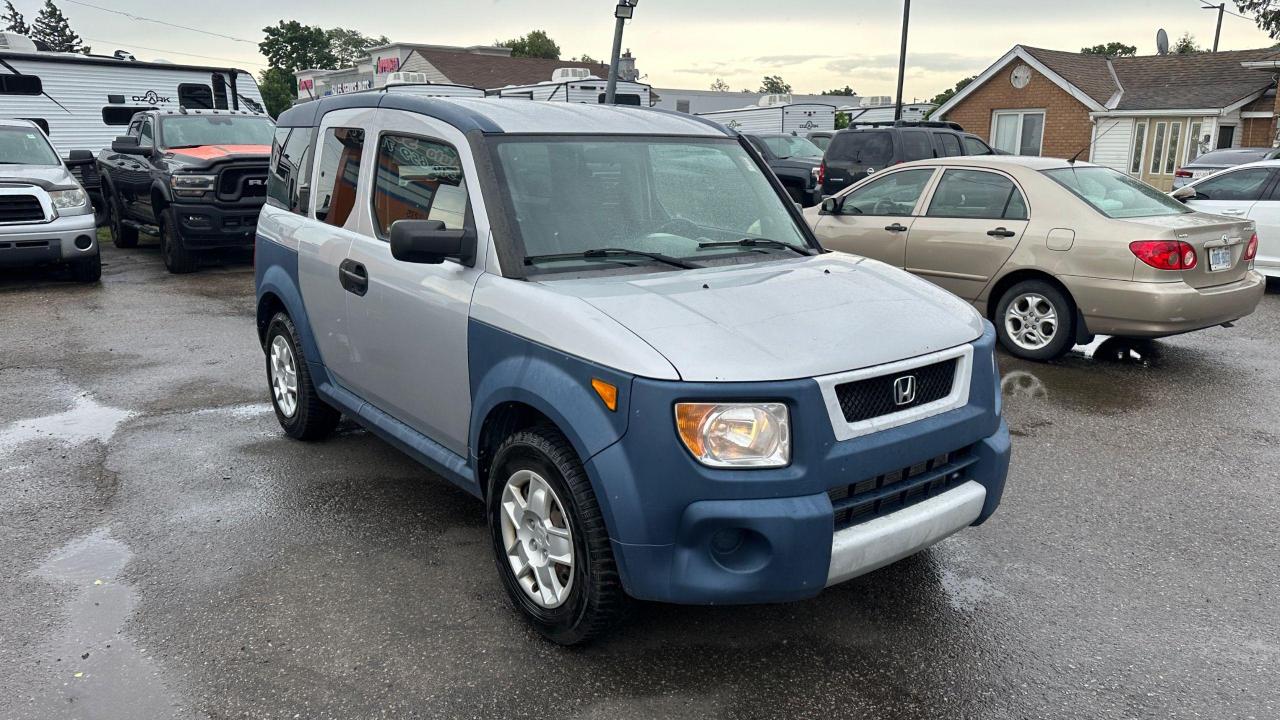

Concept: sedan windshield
[[494, 137, 811, 273], [0, 126, 59, 165], [1043, 166, 1190, 219], [760, 135, 824, 159], [159, 116, 275, 149]]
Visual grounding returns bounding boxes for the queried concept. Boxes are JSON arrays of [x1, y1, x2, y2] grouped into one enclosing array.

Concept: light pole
[[894, 0, 910, 121], [605, 0, 638, 105]]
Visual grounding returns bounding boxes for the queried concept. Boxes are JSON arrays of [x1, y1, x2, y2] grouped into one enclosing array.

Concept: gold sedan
[[804, 156, 1266, 360]]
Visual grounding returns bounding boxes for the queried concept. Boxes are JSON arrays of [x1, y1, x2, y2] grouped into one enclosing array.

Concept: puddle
[[0, 393, 134, 453], [29, 529, 189, 718], [939, 569, 1007, 612], [1073, 336, 1163, 366]]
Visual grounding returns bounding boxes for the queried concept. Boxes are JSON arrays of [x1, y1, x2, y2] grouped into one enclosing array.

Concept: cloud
[[753, 54, 835, 67], [825, 52, 989, 75]]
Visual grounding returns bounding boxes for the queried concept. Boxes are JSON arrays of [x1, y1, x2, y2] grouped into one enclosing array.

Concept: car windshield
[[1043, 166, 1191, 219], [809, 135, 831, 152], [159, 116, 275, 148], [494, 136, 812, 274], [0, 126, 59, 165], [759, 135, 823, 159]]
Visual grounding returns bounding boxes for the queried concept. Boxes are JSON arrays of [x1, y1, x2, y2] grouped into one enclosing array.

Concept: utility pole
[[606, 1, 637, 105], [894, 0, 911, 121], [1203, 2, 1224, 52]]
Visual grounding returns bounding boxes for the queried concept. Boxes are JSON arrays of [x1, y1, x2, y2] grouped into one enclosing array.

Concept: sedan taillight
[[1130, 240, 1197, 270], [1244, 232, 1259, 261], [817, 161, 826, 186], [1173, 168, 1193, 178]]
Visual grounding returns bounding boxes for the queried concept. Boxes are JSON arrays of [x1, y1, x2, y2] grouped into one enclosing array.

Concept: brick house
[[935, 45, 1280, 190]]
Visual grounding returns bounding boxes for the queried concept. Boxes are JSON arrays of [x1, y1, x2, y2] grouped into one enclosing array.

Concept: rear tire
[[488, 424, 625, 645], [70, 252, 101, 284], [264, 312, 339, 441], [159, 209, 198, 274], [106, 190, 138, 249], [994, 279, 1075, 361]]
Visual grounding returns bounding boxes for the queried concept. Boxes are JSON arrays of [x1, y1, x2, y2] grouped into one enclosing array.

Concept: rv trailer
[[696, 95, 836, 134], [841, 102, 936, 125], [379, 72, 486, 98], [0, 33, 267, 159], [488, 68, 653, 106]]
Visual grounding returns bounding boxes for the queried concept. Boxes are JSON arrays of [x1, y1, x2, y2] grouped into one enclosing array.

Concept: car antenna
[[1068, 145, 1087, 164], [1068, 117, 1125, 165]]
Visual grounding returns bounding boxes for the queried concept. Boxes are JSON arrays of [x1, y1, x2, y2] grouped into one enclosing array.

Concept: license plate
[[1209, 246, 1232, 271]]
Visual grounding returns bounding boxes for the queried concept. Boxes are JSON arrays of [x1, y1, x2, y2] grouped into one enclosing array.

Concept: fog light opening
[[73, 235, 93, 250], [708, 527, 771, 573]]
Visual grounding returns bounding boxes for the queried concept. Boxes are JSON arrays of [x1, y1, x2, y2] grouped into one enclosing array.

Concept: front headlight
[[675, 402, 790, 468], [171, 174, 216, 197], [49, 188, 88, 210]]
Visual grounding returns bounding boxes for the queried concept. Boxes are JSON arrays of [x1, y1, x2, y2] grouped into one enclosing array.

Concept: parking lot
[[1, 238, 1277, 719]]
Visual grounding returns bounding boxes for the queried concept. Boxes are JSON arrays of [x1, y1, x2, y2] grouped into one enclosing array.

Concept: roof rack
[[846, 119, 965, 131]]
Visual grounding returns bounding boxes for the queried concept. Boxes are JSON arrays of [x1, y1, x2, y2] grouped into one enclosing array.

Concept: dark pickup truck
[[97, 109, 275, 273], [743, 133, 825, 207]]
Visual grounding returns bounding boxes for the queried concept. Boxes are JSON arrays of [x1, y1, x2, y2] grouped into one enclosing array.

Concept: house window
[[1150, 122, 1167, 175], [1164, 122, 1181, 174], [1186, 121, 1205, 164], [1130, 121, 1147, 175], [992, 110, 1044, 155], [676, 99, 690, 113]]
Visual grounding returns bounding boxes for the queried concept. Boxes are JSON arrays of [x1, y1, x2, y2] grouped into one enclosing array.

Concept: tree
[[260, 21, 336, 73], [1173, 32, 1203, 54], [31, 0, 86, 54], [1081, 41, 1137, 57], [821, 85, 856, 96], [498, 30, 560, 60], [758, 75, 791, 94], [1235, 1, 1280, 39], [258, 67, 297, 118], [326, 28, 389, 67], [835, 111, 850, 130], [710, 78, 730, 92], [928, 75, 976, 109], [572, 54, 598, 64], [3, 1, 28, 34]]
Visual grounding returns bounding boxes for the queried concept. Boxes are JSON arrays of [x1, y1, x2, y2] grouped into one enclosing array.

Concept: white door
[[1244, 184, 1280, 276], [1184, 166, 1277, 220]]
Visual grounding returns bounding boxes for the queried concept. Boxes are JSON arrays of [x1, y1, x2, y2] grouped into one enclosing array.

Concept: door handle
[[1220, 209, 1245, 215], [987, 227, 1017, 237], [885, 223, 909, 232], [338, 259, 368, 296]]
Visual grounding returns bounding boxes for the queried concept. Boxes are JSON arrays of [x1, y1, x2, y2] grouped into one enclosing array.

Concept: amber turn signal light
[[591, 378, 618, 411]]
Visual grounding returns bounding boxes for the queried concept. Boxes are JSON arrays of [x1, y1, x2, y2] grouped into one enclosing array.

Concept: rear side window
[[1192, 168, 1274, 201], [935, 133, 963, 157], [828, 131, 892, 166], [840, 168, 935, 216], [926, 169, 1027, 220], [314, 127, 365, 227], [371, 133, 468, 237], [178, 83, 214, 109], [268, 127, 313, 213], [103, 107, 154, 126], [962, 136, 993, 155], [899, 131, 933, 161], [0, 74, 41, 95]]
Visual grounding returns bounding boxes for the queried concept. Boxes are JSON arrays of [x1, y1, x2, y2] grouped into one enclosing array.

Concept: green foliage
[[572, 54, 598, 64], [1080, 42, 1137, 57], [327, 28, 389, 67], [3, 1, 28, 35], [835, 111, 850, 130], [1235, 1, 1280, 39], [758, 75, 791, 94], [258, 67, 297, 118], [260, 21, 336, 73], [821, 85, 856, 96], [498, 30, 560, 60], [1173, 32, 1203, 54], [710, 78, 730, 92], [31, 0, 86, 54], [929, 75, 976, 109]]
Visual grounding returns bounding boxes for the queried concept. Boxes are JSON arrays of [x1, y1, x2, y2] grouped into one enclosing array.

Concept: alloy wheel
[[499, 469, 575, 609], [269, 335, 299, 418], [1004, 292, 1058, 351]]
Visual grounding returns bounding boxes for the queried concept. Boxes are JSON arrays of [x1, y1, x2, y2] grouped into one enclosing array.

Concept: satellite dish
[[1157, 28, 1169, 55]]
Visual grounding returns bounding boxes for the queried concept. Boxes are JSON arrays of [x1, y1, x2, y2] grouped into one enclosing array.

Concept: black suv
[[819, 122, 995, 196], [743, 133, 826, 206], [97, 109, 275, 273]]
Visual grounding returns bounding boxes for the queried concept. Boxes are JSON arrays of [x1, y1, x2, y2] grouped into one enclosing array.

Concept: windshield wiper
[[524, 247, 699, 270], [698, 238, 813, 256]]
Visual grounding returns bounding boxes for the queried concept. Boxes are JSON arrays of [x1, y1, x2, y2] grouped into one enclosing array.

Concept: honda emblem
[[893, 375, 917, 406]]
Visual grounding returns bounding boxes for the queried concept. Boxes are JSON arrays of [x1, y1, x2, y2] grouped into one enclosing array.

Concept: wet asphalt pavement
[[1, 238, 1278, 719]]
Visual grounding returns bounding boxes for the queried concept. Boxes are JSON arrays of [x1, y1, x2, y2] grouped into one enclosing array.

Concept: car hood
[[537, 253, 985, 382], [163, 144, 270, 170], [0, 163, 79, 190]]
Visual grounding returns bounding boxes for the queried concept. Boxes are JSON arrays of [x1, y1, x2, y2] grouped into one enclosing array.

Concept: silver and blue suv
[[254, 95, 1011, 644], [0, 119, 99, 282]]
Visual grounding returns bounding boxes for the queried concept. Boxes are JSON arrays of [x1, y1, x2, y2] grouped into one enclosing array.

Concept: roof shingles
[[413, 49, 610, 89]]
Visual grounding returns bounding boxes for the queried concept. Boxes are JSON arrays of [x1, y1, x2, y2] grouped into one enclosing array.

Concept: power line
[[61, 0, 257, 44], [81, 38, 266, 68]]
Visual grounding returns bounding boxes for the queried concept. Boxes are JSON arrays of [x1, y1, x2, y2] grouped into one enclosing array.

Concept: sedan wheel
[[1003, 293, 1058, 351], [994, 280, 1075, 361]]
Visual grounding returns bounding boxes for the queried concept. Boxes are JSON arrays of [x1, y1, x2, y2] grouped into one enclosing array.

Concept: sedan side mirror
[[820, 196, 843, 215], [110, 136, 148, 155], [1170, 185, 1196, 202], [389, 219, 475, 265]]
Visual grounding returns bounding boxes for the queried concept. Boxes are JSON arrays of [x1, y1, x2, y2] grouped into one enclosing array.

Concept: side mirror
[[389, 219, 475, 265], [110, 136, 147, 155], [66, 149, 93, 162], [820, 196, 843, 215], [1170, 185, 1196, 202]]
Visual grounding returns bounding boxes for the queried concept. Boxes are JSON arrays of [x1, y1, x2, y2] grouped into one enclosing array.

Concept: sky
[[17, 0, 1280, 100]]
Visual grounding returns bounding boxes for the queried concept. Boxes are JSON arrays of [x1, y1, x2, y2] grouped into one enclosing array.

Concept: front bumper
[[0, 212, 98, 267], [588, 323, 1009, 605], [1063, 271, 1266, 337], [171, 201, 263, 249]]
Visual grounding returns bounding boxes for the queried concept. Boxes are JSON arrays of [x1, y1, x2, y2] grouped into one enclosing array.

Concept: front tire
[[159, 209, 198, 274], [994, 279, 1075, 361], [488, 425, 625, 645], [265, 312, 339, 441], [105, 190, 138, 249]]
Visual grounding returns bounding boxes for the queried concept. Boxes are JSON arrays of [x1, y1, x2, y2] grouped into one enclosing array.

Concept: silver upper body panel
[[415, 97, 727, 137]]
